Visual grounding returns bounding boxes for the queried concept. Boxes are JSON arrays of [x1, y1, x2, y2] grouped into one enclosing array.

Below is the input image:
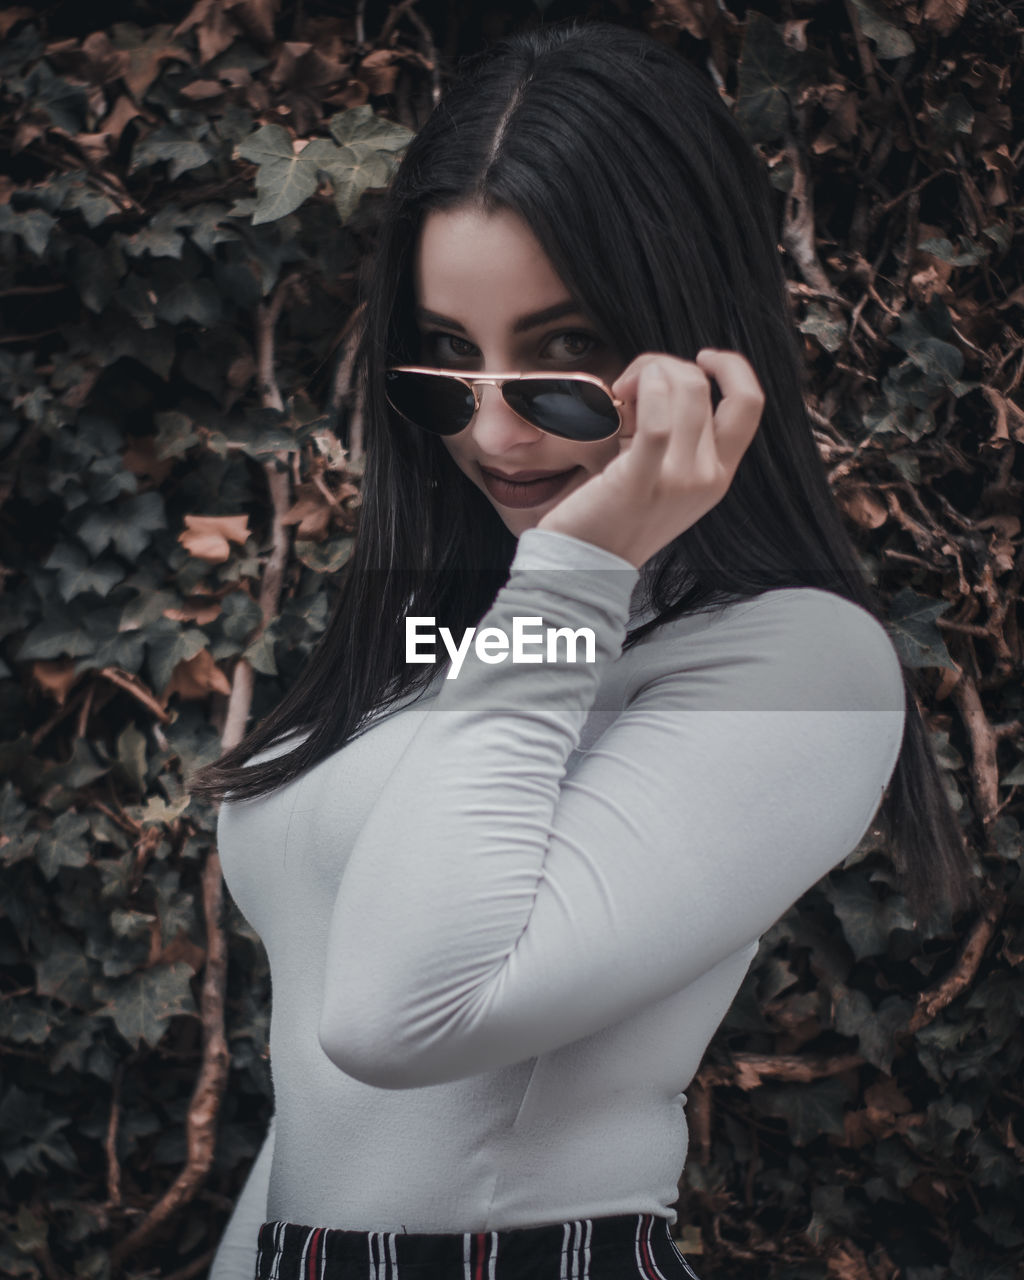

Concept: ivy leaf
[[885, 588, 958, 671], [0, 205, 57, 257], [0, 1085, 78, 1178], [153, 409, 200, 459], [294, 535, 355, 573], [44, 542, 127, 602], [820, 872, 917, 961], [309, 139, 396, 223], [75, 490, 167, 559], [798, 301, 847, 354], [236, 123, 319, 224], [326, 105, 414, 152], [243, 626, 278, 676], [35, 932, 93, 1008], [127, 793, 191, 827], [0, 997, 51, 1046], [130, 126, 213, 180], [219, 589, 263, 644], [155, 277, 223, 327], [753, 1076, 852, 1146], [735, 12, 805, 144], [35, 811, 92, 880], [144, 619, 208, 693], [96, 961, 198, 1049], [37, 737, 111, 795], [848, 0, 915, 59]]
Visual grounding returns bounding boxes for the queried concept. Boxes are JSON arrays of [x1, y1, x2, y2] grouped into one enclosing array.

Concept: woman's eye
[[422, 329, 601, 364], [543, 331, 597, 360], [426, 332, 478, 361]]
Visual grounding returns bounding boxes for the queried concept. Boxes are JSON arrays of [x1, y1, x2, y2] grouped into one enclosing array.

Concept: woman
[[193, 20, 975, 1279]]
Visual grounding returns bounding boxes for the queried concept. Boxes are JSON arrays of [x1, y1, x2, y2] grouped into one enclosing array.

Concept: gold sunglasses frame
[[385, 365, 625, 441]]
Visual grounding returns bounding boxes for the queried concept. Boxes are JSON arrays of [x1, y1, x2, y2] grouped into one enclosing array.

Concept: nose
[[468, 382, 543, 450]]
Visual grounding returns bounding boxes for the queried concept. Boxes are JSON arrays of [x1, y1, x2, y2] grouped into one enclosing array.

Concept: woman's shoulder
[[629, 585, 906, 714]]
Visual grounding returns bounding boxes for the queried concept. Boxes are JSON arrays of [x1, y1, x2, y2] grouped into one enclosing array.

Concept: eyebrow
[[415, 299, 585, 335]]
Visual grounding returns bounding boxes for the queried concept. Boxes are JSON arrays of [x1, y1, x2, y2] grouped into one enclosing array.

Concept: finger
[[611, 353, 679, 401], [628, 362, 676, 478], [693, 349, 765, 470]]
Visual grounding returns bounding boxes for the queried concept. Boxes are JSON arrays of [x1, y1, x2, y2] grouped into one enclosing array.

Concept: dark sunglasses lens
[[385, 371, 475, 436], [503, 380, 618, 441]]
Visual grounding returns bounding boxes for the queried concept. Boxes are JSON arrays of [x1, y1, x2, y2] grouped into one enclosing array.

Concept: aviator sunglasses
[[384, 366, 625, 443]]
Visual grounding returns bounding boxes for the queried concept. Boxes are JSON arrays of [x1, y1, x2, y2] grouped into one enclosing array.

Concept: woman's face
[[412, 204, 625, 538]]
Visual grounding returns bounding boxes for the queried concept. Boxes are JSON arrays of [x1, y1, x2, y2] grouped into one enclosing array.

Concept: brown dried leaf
[[163, 597, 222, 625], [123, 30, 192, 100], [980, 386, 1024, 446], [100, 94, 143, 146], [179, 514, 251, 563], [164, 646, 232, 699], [837, 486, 888, 529], [157, 930, 206, 974], [79, 31, 125, 83], [281, 485, 332, 539], [0, 7, 32, 39], [647, 0, 707, 39], [921, 0, 967, 37], [228, 0, 280, 45], [180, 78, 226, 100], [326, 79, 369, 110], [825, 1239, 872, 1280], [360, 49, 399, 97], [121, 437, 175, 486], [31, 660, 78, 706]]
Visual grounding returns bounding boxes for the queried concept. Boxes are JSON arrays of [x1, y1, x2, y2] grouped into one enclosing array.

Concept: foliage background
[[1, 0, 1022, 1276]]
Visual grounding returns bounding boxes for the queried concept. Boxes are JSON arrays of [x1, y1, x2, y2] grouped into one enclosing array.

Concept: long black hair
[[188, 21, 979, 922]]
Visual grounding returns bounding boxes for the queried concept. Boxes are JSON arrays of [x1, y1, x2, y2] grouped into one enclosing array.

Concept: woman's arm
[[209, 1113, 276, 1280], [318, 526, 905, 1089]]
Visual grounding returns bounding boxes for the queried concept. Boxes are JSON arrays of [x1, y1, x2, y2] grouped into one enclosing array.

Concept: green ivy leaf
[[143, 619, 208, 693], [44, 543, 127, 603], [130, 126, 214, 181], [0, 206, 57, 257], [96, 961, 198, 1049], [734, 12, 806, 144], [35, 932, 93, 1009], [820, 872, 917, 961], [243, 627, 277, 676], [302, 137, 395, 223], [753, 1076, 852, 1145], [884, 588, 958, 671], [0, 1086, 78, 1178], [848, 0, 915, 59], [326, 105, 414, 151], [294, 535, 355, 573], [75, 491, 167, 559], [35, 812, 91, 880], [237, 123, 319, 224]]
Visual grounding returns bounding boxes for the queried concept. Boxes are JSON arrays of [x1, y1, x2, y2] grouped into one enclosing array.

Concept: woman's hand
[[536, 350, 765, 569]]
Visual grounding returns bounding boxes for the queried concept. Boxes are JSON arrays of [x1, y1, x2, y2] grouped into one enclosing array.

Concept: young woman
[[193, 21, 976, 1280]]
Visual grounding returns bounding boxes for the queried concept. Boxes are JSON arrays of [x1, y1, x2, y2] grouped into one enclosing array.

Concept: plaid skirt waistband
[[256, 1211, 703, 1279]]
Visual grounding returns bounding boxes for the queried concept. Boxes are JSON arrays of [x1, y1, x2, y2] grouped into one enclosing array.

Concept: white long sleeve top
[[210, 526, 906, 1280]]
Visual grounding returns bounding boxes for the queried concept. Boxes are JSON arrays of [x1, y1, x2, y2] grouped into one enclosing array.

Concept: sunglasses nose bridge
[[465, 378, 538, 436]]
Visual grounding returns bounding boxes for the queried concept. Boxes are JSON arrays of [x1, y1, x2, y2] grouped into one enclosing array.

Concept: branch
[[221, 275, 298, 751], [951, 670, 1001, 841], [907, 893, 1004, 1032], [110, 851, 230, 1270]]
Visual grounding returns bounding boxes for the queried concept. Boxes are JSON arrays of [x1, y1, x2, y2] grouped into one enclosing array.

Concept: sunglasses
[[384, 366, 624, 443]]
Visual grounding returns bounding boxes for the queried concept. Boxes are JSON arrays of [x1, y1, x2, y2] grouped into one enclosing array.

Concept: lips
[[480, 466, 574, 482], [479, 465, 581, 510]]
